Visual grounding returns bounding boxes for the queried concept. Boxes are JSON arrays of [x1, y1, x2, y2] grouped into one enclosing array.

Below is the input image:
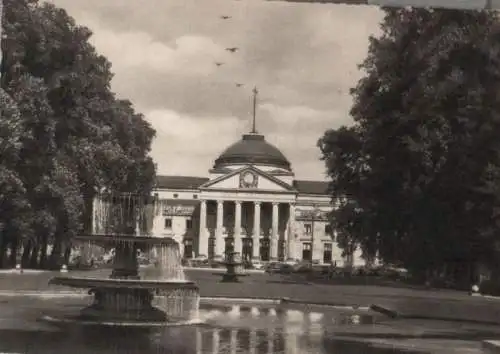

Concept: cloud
[[78, 13, 228, 76], [258, 103, 350, 165], [47, 0, 384, 180], [146, 109, 247, 176], [146, 102, 349, 179]]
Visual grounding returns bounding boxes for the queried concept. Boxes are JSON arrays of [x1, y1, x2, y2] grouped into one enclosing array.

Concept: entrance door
[[323, 243, 332, 264], [278, 240, 286, 262], [260, 239, 270, 261], [208, 237, 215, 260], [242, 238, 253, 262], [184, 239, 193, 259], [302, 242, 312, 261]]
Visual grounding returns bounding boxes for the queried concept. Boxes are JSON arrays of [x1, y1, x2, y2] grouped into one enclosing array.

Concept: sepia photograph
[[2, 0, 500, 353]]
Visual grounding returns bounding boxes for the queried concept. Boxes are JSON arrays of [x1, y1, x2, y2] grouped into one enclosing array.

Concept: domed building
[[151, 89, 364, 266], [152, 130, 364, 267]]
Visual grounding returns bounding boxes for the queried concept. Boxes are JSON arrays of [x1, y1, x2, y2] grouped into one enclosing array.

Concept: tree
[[1, 0, 156, 268], [0, 88, 30, 267], [319, 8, 500, 283]]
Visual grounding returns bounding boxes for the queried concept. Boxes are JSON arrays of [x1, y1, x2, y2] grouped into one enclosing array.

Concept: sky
[[47, 0, 383, 181]]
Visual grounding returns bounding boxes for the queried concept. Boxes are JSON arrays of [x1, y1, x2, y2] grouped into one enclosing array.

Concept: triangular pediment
[[200, 165, 296, 192]]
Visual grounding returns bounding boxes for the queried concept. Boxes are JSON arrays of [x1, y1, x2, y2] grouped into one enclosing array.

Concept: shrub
[[479, 280, 500, 296]]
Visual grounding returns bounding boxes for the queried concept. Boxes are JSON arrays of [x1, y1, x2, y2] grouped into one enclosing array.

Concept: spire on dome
[[251, 86, 258, 134]]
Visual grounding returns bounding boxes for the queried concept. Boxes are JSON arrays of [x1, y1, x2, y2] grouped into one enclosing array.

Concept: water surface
[[0, 297, 421, 354]]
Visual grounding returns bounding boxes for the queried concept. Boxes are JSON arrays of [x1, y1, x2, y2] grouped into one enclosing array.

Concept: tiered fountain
[[218, 250, 248, 283], [43, 194, 200, 327]]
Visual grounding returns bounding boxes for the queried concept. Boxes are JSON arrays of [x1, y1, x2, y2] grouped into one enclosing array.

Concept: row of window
[[302, 242, 332, 251], [164, 218, 193, 230], [304, 224, 332, 235], [154, 193, 199, 199], [164, 218, 333, 235], [173, 194, 198, 199]]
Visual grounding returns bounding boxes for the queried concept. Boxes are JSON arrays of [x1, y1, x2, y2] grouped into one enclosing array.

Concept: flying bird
[[236, 83, 244, 87], [226, 47, 239, 53], [220, 15, 231, 19], [215, 62, 224, 67]]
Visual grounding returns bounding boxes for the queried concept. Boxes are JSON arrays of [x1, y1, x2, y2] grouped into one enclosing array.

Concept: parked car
[[188, 257, 210, 268], [381, 265, 409, 279], [251, 260, 265, 270], [293, 262, 314, 273], [265, 262, 294, 274]]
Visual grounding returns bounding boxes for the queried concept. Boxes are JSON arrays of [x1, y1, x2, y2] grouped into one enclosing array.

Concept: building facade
[[152, 132, 364, 266]]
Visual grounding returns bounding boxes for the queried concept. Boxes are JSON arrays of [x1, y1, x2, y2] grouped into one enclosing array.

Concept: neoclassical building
[[151, 130, 364, 266]]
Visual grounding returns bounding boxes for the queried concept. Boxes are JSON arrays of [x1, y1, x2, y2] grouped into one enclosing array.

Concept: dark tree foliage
[[318, 8, 500, 283], [0, 0, 156, 268]]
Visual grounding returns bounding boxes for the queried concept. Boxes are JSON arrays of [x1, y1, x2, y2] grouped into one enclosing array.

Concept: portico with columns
[[198, 197, 296, 262], [151, 88, 366, 266]]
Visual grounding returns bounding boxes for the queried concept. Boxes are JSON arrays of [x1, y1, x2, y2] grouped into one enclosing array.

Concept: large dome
[[214, 133, 291, 171]]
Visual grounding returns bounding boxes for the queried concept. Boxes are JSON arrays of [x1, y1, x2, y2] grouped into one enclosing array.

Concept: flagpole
[[251, 87, 258, 134]]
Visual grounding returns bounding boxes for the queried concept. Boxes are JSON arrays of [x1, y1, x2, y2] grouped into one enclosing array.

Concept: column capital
[[234, 200, 242, 205], [272, 202, 279, 207], [254, 201, 262, 206], [216, 199, 224, 205]]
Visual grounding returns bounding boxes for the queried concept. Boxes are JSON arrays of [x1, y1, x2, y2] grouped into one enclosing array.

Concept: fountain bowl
[[49, 276, 198, 290], [73, 234, 176, 249], [39, 315, 203, 328]]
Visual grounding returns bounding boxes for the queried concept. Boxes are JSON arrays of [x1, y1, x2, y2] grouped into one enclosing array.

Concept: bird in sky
[[236, 83, 244, 87], [220, 15, 231, 19], [226, 47, 239, 53], [215, 62, 224, 67]]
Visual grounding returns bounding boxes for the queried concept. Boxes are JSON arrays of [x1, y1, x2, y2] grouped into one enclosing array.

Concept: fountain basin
[[49, 276, 198, 290], [48, 277, 199, 324], [39, 315, 203, 328], [74, 234, 176, 249]]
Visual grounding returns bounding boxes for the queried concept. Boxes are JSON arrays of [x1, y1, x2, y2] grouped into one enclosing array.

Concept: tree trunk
[[21, 241, 32, 269], [8, 237, 19, 268], [0, 236, 8, 269], [63, 244, 72, 265], [49, 237, 62, 270], [29, 244, 40, 269], [39, 234, 49, 269]]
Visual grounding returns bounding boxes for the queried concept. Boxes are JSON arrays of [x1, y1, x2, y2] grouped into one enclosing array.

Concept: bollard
[[15, 264, 23, 274], [470, 284, 480, 296], [60, 264, 68, 273]]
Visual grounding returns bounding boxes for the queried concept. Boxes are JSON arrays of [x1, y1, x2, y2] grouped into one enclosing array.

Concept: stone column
[[215, 200, 225, 259], [271, 202, 279, 260], [287, 203, 295, 261], [196, 327, 203, 354], [230, 329, 238, 354], [234, 201, 242, 255], [212, 329, 220, 354], [285, 334, 299, 354], [197, 200, 207, 257], [252, 202, 261, 260], [267, 328, 274, 354], [249, 329, 257, 354]]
